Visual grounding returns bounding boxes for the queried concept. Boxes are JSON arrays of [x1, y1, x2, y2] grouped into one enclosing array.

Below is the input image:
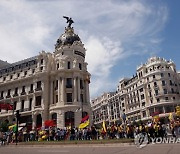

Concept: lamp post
[[15, 110, 20, 145]]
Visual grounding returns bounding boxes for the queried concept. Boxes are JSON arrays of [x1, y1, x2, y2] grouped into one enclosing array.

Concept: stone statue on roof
[[63, 16, 74, 28]]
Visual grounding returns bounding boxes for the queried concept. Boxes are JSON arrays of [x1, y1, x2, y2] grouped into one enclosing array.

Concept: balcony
[[0, 97, 4, 100], [6, 95, 11, 99], [21, 92, 26, 95], [35, 87, 42, 91], [13, 93, 18, 97], [29, 90, 34, 94]]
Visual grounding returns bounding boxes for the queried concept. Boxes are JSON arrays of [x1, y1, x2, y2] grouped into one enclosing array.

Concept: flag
[[44, 120, 56, 127], [152, 112, 159, 123], [169, 113, 174, 122], [79, 115, 89, 129], [102, 120, 107, 132], [176, 106, 180, 116]]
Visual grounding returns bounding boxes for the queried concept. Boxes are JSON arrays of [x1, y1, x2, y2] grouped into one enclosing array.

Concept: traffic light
[[176, 106, 180, 116]]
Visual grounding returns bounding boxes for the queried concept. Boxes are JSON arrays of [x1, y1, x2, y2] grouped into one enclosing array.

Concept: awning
[[19, 123, 26, 127], [18, 127, 23, 131]]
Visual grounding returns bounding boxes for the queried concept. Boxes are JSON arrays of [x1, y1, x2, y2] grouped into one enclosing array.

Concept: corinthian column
[[77, 77, 80, 102], [61, 77, 65, 102], [58, 79, 61, 103], [86, 80, 90, 103], [74, 77, 77, 102]]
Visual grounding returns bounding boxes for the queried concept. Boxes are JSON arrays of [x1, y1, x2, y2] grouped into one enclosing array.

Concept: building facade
[[0, 22, 91, 129], [91, 57, 180, 125]]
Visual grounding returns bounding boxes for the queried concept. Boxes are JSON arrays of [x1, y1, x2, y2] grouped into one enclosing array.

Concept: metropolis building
[[0, 19, 91, 129], [91, 57, 180, 125]]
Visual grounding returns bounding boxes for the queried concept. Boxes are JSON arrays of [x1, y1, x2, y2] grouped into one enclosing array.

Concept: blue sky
[[0, 0, 179, 99]]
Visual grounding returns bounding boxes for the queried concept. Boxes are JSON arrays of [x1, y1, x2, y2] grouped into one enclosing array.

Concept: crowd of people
[[0, 118, 180, 145]]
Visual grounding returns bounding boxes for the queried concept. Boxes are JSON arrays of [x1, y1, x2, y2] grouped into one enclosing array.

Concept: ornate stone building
[[0, 20, 91, 129], [91, 57, 180, 125]]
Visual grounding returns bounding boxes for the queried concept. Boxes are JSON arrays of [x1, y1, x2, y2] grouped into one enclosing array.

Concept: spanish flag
[[79, 115, 89, 129], [102, 120, 107, 132]]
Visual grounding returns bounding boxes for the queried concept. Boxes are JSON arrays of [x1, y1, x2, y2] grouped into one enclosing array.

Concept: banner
[[0, 103, 13, 110]]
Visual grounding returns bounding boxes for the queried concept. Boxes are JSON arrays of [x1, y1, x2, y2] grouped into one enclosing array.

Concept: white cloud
[[0, 0, 168, 98]]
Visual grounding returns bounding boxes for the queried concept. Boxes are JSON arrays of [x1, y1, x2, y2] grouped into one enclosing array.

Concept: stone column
[[73, 77, 77, 102], [50, 81, 53, 104], [61, 77, 65, 102], [85, 80, 90, 103], [57, 110, 65, 128], [58, 79, 61, 103], [32, 94, 36, 109], [75, 112, 81, 127], [77, 77, 80, 102], [32, 114, 36, 129]]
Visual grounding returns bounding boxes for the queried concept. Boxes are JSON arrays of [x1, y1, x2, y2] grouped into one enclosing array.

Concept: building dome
[[55, 27, 81, 49]]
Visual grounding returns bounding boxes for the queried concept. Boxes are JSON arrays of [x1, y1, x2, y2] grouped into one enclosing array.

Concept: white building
[[0, 20, 91, 129], [91, 57, 180, 125]]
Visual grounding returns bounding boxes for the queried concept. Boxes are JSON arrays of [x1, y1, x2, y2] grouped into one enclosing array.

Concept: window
[[142, 111, 146, 117], [154, 82, 157, 87], [80, 94, 83, 103], [0, 91, 3, 98], [80, 79, 83, 89], [165, 97, 168, 101], [35, 96, 41, 106], [56, 95, 58, 103], [7, 89, 11, 97], [79, 63, 82, 70], [139, 88, 143, 92], [155, 90, 158, 96], [55, 62, 59, 70], [21, 100, 24, 112], [13, 101, 17, 111], [24, 71, 27, 76], [17, 73, 20, 77], [40, 59, 43, 65], [67, 93, 72, 102], [36, 81, 42, 90], [55, 80, 58, 90], [10, 75, 13, 79], [66, 78, 72, 88], [171, 88, 174, 93], [29, 98, 32, 110], [153, 75, 156, 79], [149, 92, 152, 97], [173, 97, 175, 100], [142, 102, 145, 107], [22, 86, 25, 93], [168, 73, 171, 77], [30, 84, 33, 91], [164, 89, 167, 94], [68, 61, 71, 69], [169, 80, 173, 86], [162, 80, 166, 86], [157, 98, 160, 102], [161, 73, 164, 77], [141, 94, 145, 100]]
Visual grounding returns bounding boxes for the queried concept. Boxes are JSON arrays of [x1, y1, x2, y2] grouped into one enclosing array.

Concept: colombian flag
[[79, 115, 89, 129]]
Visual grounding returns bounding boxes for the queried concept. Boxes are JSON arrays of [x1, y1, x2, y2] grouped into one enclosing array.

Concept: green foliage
[[0, 119, 10, 132]]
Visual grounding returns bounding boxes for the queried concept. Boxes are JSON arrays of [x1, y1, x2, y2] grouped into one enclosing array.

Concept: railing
[[35, 87, 42, 91]]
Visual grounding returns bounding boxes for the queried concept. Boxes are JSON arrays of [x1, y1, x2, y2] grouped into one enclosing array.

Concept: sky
[[0, 0, 180, 99]]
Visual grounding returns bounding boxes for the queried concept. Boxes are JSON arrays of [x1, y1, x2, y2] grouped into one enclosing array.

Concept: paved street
[[0, 143, 180, 154]]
